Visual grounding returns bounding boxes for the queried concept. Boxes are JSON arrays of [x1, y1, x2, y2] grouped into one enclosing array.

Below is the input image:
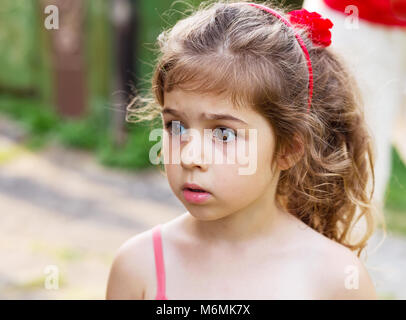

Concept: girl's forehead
[[163, 89, 252, 118], [162, 88, 275, 138]]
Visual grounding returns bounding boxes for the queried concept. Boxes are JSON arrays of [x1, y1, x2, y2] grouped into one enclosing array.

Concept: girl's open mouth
[[182, 183, 212, 204]]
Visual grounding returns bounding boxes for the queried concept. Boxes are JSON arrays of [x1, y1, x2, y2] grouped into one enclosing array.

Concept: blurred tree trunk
[[111, 0, 138, 147], [41, 0, 87, 118]]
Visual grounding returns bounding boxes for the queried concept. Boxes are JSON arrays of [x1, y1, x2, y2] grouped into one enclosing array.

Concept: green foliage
[[0, 95, 58, 136], [381, 147, 406, 236], [85, 0, 112, 99], [136, 0, 201, 90], [385, 208, 406, 236], [385, 147, 406, 211], [98, 122, 159, 169], [0, 94, 158, 169], [56, 119, 103, 151], [0, 0, 37, 87], [0, 0, 159, 170]]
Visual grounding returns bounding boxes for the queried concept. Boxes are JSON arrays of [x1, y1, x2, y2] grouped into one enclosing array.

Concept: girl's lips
[[182, 188, 212, 204]]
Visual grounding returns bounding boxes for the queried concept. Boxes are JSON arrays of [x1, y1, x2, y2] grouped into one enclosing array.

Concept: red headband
[[247, 3, 334, 112]]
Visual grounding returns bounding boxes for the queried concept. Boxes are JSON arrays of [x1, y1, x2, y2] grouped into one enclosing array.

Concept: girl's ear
[[276, 135, 304, 171]]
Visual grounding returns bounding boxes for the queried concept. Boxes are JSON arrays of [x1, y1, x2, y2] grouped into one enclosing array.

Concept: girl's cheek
[[163, 132, 181, 165], [214, 173, 258, 208], [213, 140, 235, 163], [212, 134, 253, 165]]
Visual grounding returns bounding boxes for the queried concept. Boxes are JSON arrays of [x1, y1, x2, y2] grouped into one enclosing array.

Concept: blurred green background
[[0, 0, 405, 235]]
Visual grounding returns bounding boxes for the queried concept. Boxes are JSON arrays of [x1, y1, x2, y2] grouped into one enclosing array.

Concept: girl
[[106, 0, 382, 300]]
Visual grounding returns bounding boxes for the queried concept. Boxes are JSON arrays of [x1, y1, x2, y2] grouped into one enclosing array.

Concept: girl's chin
[[185, 207, 229, 222], [185, 207, 213, 220]]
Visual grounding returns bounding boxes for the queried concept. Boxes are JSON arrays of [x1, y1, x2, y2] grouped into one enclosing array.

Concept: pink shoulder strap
[[152, 224, 167, 300]]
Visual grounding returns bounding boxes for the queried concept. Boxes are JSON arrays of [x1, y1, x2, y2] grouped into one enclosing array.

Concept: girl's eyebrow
[[162, 107, 248, 125]]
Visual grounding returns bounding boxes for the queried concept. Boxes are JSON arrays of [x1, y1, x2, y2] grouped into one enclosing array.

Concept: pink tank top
[[152, 224, 168, 300]]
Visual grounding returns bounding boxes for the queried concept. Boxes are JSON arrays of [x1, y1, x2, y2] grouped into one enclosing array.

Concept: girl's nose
[[180, 129, 209, 171]]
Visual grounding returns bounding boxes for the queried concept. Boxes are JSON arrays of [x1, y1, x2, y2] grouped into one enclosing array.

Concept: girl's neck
[[185, 191, 290, 248]]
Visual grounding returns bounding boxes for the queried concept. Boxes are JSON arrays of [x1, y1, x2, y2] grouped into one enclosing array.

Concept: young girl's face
[[162, 89, 281, 221]]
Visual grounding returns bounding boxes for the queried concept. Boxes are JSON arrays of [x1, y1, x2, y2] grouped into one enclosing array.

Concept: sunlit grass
[[377, 291, 397, 300], [383, 147, 406, 236], [17, 272, 66, 291], [385, 147, 406, 210], [31, 241, 87, 263]]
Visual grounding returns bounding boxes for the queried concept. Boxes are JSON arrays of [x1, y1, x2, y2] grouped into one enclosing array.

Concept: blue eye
[[165, 122, 236, 143], [213, 127, 236, 143], [165, 121, 186, 136]]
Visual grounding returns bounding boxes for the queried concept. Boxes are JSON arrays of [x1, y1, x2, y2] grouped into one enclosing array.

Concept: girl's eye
[[165, 121, 236, 143], [213, 127, 236, 143], [165, 121, 186, 136]]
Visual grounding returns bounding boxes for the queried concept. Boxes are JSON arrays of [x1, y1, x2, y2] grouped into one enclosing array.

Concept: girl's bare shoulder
[[105, 228, 156, 300], [291, 219, 377, 299], [316, 238, 377, 299]]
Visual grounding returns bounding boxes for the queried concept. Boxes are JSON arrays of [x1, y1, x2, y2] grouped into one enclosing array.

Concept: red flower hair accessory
[[288, 9, 334, 47], [247, 4, 334, 112]]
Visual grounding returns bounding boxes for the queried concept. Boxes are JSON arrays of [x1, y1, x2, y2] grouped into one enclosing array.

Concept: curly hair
[[126, 0, 385, 258]]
